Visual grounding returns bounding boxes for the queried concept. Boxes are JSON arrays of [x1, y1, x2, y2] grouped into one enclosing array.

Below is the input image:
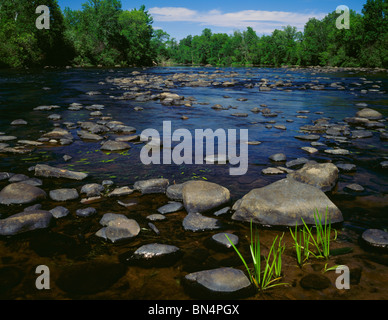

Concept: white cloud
[[148, 7, 327, 34]]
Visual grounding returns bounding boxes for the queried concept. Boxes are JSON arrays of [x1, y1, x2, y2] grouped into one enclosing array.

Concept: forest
[[0, 0, 387, 68]]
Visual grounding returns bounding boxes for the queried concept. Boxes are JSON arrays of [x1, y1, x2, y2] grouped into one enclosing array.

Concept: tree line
[[0, 0, 386, 68]]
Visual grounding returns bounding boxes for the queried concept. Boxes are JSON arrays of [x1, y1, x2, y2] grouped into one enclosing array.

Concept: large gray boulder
[[287, 162, 339, 192], [0, 210, 52, 235], [231, 178, 343, 227], [182, 180, 230, 214], [0, 182, 47, 205]]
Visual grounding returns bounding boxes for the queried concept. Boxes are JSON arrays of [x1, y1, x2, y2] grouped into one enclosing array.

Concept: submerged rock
[[361, 229, 388, 249], [231, 178, 343, 227], [122, 243, 182, 267], [183, 267, 254, 299], [0, 210, 52, 236], [49, 188, 79, 201], [100, 140, 131, 151], [0, 182, 46, 205], [96, 214, 140, 243], [183, 212, 221, 232], [157, 202, 184, 214], [355, 108, 383, 120]]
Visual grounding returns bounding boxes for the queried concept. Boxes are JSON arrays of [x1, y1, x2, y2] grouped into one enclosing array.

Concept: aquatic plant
[[289, 223, 311, 267], [226, 221, 287, 291]]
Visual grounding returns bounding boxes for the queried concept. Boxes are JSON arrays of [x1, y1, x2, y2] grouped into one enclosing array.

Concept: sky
[[57, 0, 367, 40]]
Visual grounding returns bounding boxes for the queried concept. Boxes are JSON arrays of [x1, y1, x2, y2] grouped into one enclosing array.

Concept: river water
[[0, 66, 387, 300]]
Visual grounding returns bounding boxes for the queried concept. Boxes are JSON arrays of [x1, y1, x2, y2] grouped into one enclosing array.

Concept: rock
[[285, 157, 309, 169], [183, 267, 254, 299], [108, 186, 133, 197], [300, 274, 331, 290], [99, 213, 127, 226], [269, 153, 286, 162], [147, 214, 166, 221], [213, 207, 230, 216], [295, 135, 321, 141], [381, 161, 388, 169], [183, 212, 221, 232], [56, 262, 126, 295], [288, 162, 339, 192], [231, 178, 343, 227], [49, 188, 79, 201], [115, 135, 139, 142], [344, 183, 364, 192], [355, 108, 383, 120], [122, 243, 182, 267], [80, 183, 104, 197], [96, 216, 140, 243], [166, 183, 186, 201], [231, 113, 249, 117], [336, 163, 356, 172], [8, 174, 29, 183], [157, 202, 184, 214], [48, 114, 61, 121], [0, 182, 46, 205], [77, 130, 103, 141], [211, 232, 239, 249], [148, 222, 160, 235], [361, 229, 388, 249], [42, 128, 73, 141], [24, 204, 42, 211], [301, 147, 318, 154], [76, 207, 96, 217], [0, 210, 52, 236], [182, 180, 230, 214], [262, 167, 284, 175], [100, 140, 131, 151], [133, 178, 169, 194], [11, 119, 27, 125], [351, 130, 373, 139], [50, 206, 70, 218], [0, 136, 17, 142], [324, 149, 350, 155], [274, 125, 286, 130], [35, 164, 88, 180]]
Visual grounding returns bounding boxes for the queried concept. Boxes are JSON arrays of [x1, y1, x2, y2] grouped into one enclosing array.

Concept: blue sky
[[57, 0, 367, 40]]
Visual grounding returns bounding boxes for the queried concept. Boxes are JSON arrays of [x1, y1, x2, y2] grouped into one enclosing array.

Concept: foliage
[[225, 221, 287, 291], [0, 0, 386, 68]]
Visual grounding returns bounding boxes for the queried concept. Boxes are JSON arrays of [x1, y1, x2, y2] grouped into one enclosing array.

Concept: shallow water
[[0, 66, 388, 300]]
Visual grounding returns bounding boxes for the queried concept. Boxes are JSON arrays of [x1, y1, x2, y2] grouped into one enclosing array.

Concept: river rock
[[351, 130, 373, 139], [324, 148, 350, 155], [133, 178, 169, 194], [183, 267, 254, 299], [122, 243, 182, 267], [211, 232, 239, 249], [269, 153, 286, 162], [355, 108, 383, 120], [344, 183, 364, 192], [107, 186, 133, 197], [157, 202, 183, 214], [100, 140, 130, 151], [11, 119, 28, 125], [288, 162, 339, 192], [34, 164, 88, 180], [49, 188, 79, 201], [336, 163, 356, 172], [8, 174, 29, 183], [166, 183, 186, 201], [262, 167, 284, 175], [77, 130, 103, 141], [231, 178, 343, 227], [76, 207, 96, 217], [80, 183, 104, 197], [50, 206, 70, 218], [285, 157, 309, 169], [0, 182, 46, 205], [42, 128, 73, 141], [183, 212, 221, 232], [361, 229, 388, 249], [0, 210, 52, 236], [295, 135, 320, 141], [96, 216, 140, 243]]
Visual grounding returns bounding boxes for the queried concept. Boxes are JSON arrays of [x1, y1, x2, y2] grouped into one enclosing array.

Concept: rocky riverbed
[[0, 66, 387, 300]]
